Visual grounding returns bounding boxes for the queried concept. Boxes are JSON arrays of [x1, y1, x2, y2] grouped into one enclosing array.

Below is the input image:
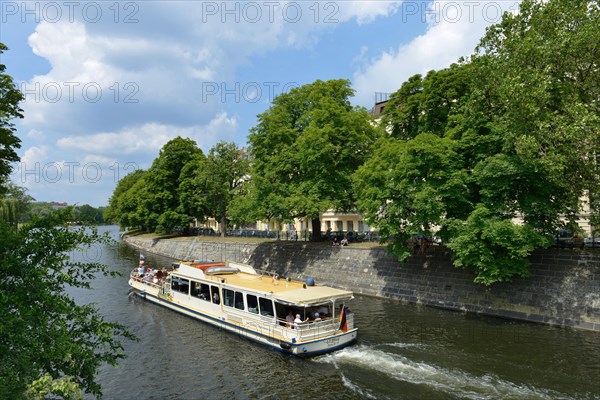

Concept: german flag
[[339, 305, 348, 332]]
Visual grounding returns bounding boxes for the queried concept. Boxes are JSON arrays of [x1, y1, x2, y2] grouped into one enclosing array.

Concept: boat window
[[223, 289, 234, 307], [259, 297, 274, 317], [191, 281, 210, 301], [211, 285, 220, 304], [247, 294, 259, 314], [234, 291, 244, 310], [171, 277, 190, 295]]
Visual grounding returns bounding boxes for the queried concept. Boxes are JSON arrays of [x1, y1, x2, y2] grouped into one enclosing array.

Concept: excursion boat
[[128, 260, 357, 356]]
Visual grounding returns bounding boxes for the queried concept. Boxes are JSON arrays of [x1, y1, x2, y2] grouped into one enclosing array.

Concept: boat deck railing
[[275, 317, 342, 341], [130, 269, 162, 290]]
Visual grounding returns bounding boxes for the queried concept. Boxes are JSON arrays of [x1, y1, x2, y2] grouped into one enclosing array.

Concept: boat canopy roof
[[173, 260, 354, 307], [272, 286, 353, 307]]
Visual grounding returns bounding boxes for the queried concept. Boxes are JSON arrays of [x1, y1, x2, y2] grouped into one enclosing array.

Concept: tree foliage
[[0, 43, 24, 193], [179, 141, 249, 236], [108, 140, 250, 235], [355, 0, 600, 284], [248, 79, 377, 237], [0, 209, 135, 399], [141, 137, 203, 233], [105, 169, 148, 229]]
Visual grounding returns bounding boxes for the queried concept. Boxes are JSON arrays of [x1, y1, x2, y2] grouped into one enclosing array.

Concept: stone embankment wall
[[124, 235, 600, 331]]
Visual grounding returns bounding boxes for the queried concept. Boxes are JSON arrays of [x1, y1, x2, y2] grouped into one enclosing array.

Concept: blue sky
[[1, 1, 520, 207]]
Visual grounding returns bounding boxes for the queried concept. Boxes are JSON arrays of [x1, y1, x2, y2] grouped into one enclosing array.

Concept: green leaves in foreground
[[0, 209, 135, 399]]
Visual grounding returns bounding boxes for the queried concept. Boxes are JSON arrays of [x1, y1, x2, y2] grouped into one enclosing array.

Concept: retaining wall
[[123, 236, 600, 331]]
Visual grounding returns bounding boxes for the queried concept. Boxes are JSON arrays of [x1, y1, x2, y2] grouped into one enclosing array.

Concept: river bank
[[123, 234, 600, 331]]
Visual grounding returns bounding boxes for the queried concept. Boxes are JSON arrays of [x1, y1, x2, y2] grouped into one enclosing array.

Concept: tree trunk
[[220, 212, 227, 237], [311, 217, 321, 242]]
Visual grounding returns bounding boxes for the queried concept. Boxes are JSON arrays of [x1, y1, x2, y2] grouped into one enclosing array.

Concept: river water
[[74, 226, 600, 399]]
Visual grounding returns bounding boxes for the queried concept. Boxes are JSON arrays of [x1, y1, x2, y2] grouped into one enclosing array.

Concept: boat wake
[[316, 344, 562, 400]]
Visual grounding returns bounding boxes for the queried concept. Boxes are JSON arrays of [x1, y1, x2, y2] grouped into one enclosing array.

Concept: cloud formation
[[352, 1, 520, 105]]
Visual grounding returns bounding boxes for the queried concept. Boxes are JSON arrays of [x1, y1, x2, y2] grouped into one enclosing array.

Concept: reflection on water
[[78, 226, 599, 399]]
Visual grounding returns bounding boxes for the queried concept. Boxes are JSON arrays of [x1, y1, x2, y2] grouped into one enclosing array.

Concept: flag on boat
[[339, 304, 348, 332]]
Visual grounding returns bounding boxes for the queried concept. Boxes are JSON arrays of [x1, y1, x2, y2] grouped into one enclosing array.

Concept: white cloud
[[14, 146, 48, 189], [26, 129, 44, 140], [352, 1, 521, 105], [338, 1, 402, 24], [56, 112, 239, 155]]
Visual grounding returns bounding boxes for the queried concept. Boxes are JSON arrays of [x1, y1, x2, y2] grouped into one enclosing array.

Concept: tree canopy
[[0, 43, 23, 194], [179, 141, 249, 236], [139, 137, 203, 233], [354, 0, 600, 284], [248, 79, 378, 236], [108, 140, 249, 236], [105, 169, 147, 229]]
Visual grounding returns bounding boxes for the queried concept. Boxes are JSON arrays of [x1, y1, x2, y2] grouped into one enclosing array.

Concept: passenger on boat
[[212, 291, 220, 304], [285, 310, 295, 327], [313, 312, 322, 322], [294, 314, 308, 328]]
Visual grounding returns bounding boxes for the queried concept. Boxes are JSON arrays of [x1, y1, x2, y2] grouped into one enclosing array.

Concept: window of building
[[171, 277, 190, 294], [336, 221, 343, 231], [347, 221, 354, 232], [191, 281, 210, 301], [326, 221, 331, 229]]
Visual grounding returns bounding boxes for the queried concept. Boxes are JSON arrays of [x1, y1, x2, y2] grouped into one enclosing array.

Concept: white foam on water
[[386, 342, 429, 350], [316, 345, 565, 400], [340, 371, 378, 399]]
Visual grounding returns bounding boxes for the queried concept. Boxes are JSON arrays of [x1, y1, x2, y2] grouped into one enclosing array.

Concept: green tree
[[179, 141, 249, 236], [0, 43, 23, 194], [471, 0, 600, 232], [248, 79, 377, 239], [178, 152, 209, 228], [76, 204, 103, 224], [27, 202, 57, 220], [355, 0, 599, 284], [354, 133, 471, 259], [141, 137, 203, 233], [2, 182, 34, 223], [381, 63, 473, 140], [105, 169, 147, 229], [0, 209, 135, 398]]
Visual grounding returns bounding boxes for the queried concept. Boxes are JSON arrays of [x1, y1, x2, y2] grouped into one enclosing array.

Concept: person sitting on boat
[[294, 314, 308, 328], [313, 312, 322, 322], [285, 310, 295, 327]]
